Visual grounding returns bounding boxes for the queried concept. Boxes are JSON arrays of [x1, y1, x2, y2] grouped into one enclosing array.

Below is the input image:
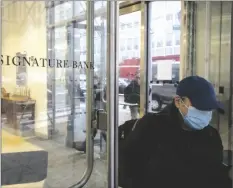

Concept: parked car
[[151, 83, 178, 111]]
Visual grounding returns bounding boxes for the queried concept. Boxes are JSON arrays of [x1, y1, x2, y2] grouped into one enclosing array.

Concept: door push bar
[[106, 1, 119, 188]]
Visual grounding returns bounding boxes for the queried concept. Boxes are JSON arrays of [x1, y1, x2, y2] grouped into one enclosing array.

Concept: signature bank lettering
[[1, 55, 94, 69]]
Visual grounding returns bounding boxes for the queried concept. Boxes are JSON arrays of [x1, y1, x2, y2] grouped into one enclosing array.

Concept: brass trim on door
[[120, 3, 141, 16]]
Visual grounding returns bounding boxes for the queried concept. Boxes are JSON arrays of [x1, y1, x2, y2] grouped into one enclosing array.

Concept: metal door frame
[[146, 2, 153, 113], [106, 3, 119, 188], [119, 2, 141, 15], [140, 2, 149, 116]]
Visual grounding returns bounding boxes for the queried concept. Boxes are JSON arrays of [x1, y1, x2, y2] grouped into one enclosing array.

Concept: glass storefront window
[[166, 13, 173, 21], [1, 1, 109, 187], [156, 38, 164, 47], [127, 38, 133, 50], [174, 30, 180, 45], [148, 1, 181, 113], [118, 10, 141, 123], [54, 2, 73, 23], [166, 33, 173, 46], [74, 1, 86, 17], [2, 1, 232, 187]]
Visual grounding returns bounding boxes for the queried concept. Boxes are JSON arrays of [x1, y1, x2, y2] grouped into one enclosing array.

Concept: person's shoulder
[[140, 112, 170, 130], [202, 125, 223, 146], [143, 111, 170, 121], [203, 125, 221, 138]]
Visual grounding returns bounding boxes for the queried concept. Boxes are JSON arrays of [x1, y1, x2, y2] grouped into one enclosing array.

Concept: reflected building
[[118, 1, 181, 82], [53, 1, 181, 78], [119, 2, 181, 62]]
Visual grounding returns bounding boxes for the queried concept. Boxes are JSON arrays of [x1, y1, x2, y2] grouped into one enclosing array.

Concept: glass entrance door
[[0, 1, 142, 187], [1, 1, 110, 188]]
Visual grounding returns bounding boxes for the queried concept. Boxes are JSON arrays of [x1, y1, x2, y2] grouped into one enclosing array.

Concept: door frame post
[[106, 1, 119, 188]]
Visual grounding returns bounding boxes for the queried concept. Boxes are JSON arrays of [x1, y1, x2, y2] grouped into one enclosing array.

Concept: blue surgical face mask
[[179, 101, 212, 130]]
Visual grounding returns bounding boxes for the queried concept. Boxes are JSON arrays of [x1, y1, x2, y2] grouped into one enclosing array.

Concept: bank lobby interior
[[1, 1, 233, 188]]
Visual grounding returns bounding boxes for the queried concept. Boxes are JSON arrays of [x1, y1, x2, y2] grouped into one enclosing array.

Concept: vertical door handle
[[68, 1, 95, 188]]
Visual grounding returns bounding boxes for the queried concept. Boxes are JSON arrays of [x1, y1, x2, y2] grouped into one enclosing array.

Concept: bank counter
[[1, 130, 48, 187]]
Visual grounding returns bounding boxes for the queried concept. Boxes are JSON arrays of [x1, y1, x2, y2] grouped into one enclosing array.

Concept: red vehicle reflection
[[119, 55, 180, 111], [119, 55, 180, 83]]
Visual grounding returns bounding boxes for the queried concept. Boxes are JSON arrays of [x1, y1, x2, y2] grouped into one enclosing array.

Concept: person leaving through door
[[119, 76, 232, 188]]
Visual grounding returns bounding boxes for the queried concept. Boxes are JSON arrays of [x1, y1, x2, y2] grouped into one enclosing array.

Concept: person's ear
[[174, 96, 181, 108]]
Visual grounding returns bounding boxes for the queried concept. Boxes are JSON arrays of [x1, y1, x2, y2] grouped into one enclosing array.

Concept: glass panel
[[84, 5, 108, 185], [1, 1, 106, 187], [74, 1, 86, 16], [70, 21, 87, 151], [53, 26, 69, 144], [47, 28, 54, 128], [118, 10, 141, 123], [54, 1, 73, 24], [148, 1, 181, 113]]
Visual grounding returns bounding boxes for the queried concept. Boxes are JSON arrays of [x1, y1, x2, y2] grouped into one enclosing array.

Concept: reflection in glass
[[166, 33, 173, 46], [1, 1, 107, 187], [119, 11, 141, 122], [79, 2, 108, 187], [54, 1, 73, 23], [148, 1, 181, 113]]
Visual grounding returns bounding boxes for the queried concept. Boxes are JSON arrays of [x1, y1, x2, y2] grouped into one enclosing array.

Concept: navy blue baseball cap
[[176, 76, 224, 113]]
